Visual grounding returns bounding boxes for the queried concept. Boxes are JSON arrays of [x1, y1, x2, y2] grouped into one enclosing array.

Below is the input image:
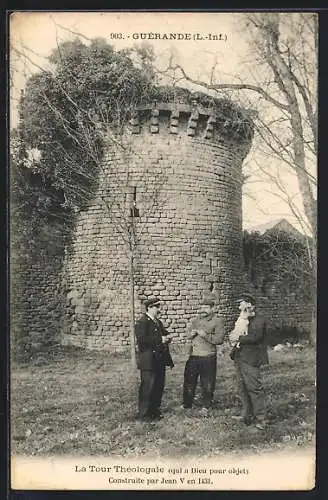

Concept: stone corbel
[[187, 110, 199, 136], [204, 114, 216, 139], [150, 107, 160, 134], [170, 109, 179, 134]]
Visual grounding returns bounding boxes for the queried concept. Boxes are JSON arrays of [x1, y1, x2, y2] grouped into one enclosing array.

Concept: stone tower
[[61, 92, 253, 351]]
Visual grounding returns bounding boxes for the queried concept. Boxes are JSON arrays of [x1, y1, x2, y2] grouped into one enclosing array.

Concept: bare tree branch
[[156, 62, 290, 111]]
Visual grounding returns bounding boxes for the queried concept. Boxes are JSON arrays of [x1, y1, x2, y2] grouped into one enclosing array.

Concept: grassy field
[[11, 345, 316, 458]]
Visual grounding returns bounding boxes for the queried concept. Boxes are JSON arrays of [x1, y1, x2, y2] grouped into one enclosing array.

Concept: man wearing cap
[[182, 297, 225, 415], [135, 297, 174, 421], [229, 294, 269, 430]]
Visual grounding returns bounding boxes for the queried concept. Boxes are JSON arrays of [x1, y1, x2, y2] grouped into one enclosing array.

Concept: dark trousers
[[183, 355, 217, 408], [138, 365, 166, 418], [234, 360, 265, 419]]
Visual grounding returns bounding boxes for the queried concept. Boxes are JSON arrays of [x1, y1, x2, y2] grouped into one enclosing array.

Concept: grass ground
[[11, 345, 315, 457]]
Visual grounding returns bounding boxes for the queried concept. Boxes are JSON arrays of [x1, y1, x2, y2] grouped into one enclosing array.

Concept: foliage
[[11, 149, 69, 255], [18, 38, 156, 213]]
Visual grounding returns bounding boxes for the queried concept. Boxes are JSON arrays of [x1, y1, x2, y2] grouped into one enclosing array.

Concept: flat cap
[[236, 294, 256, 305], [144, 297, 161, 308]]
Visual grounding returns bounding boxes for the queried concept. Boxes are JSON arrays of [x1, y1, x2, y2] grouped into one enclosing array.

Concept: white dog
[[229, 300, 255, 345]]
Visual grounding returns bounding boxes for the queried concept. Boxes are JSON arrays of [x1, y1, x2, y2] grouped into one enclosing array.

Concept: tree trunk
[[129, 250, 137, 370], [310, 239, 317, 346], [263, 14, 317, 237]]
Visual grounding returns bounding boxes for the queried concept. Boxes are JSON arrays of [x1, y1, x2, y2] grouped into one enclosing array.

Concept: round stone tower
[[61, 92, 254, 351]]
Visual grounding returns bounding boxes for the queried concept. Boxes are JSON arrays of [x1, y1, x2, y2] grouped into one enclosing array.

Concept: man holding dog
[[229, 294, 269, 430]]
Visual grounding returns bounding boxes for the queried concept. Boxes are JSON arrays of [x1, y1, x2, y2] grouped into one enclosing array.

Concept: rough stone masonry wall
[[11, 242, 64, 356], [61, 105, 252, 351], [245, 272, 313, 336], [264, 288, 313, 334]]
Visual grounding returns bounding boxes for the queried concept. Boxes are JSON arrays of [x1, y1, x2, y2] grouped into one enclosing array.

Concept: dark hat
[[200, 298, 215, 307], [144, 297, 161, 309], [236, 294, 256, 305]]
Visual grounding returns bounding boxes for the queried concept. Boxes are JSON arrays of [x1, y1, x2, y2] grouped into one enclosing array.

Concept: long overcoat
[[135, 314, 174, 370]]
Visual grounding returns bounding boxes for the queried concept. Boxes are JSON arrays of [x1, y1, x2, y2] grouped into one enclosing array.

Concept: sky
[[9, 11, 317, 235]]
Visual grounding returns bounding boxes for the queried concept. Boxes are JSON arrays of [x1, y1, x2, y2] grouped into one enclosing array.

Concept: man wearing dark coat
[[229, 294, 269, 430], [135, 297, 174, 421]]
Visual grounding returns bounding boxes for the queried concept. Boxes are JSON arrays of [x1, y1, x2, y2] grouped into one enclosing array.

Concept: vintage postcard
[[9, 10, 317, 491]]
